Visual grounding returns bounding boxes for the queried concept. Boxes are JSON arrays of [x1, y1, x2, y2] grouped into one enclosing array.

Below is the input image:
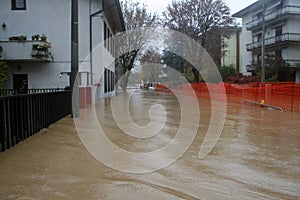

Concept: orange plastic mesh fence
[[156, 82, 300, 112]]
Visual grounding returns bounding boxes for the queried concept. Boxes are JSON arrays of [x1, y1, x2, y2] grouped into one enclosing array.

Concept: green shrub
[[219, 64, 237, 81], [0, 62, 9, 89]]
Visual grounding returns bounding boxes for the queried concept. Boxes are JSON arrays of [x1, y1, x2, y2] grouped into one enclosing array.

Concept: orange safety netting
[[156, 82, 300, 112]]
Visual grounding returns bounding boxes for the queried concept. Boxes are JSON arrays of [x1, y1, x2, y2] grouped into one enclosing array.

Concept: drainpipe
[[236, 28, 240, 73], [90, 1, 104, 86], [261, 0, 266, 82], [71, 0, 79, 117]]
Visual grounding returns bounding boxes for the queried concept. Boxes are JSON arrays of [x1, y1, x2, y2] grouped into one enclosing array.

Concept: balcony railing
[[0, 40, 53, 62], [246, 6, 300, 30], [246, 64, 258, 72], [246, 33, 300, 51], [285, 59, 300, 68], [246, 59, 300, 72]]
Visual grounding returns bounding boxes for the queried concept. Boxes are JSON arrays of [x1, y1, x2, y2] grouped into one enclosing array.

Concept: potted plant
[[31, 34, 40, 40], [18, 35, 27, 42], [40, 34, 47, 42], [32, 43, 51, 58], [0, 46, 2, 58]]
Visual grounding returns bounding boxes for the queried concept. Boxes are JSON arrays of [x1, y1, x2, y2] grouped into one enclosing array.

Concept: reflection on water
[[0, 90, 299, 199]]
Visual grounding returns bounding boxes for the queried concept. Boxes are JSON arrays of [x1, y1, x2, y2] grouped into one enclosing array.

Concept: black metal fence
[[0, 91, 72, 152], [0, 88, 65, 96]]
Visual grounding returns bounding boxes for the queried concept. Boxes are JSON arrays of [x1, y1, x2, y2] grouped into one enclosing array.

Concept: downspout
[[90, 1, 104, 86], [236, 28, 240, 73], [89, 0, 120, 86], [71, 0, 79, 117]]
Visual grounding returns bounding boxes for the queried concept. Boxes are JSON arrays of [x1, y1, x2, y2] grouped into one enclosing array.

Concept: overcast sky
[[137, 0, 258, 19]]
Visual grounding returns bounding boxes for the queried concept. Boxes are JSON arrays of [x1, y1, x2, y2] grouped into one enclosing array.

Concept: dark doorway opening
[[13, 74, 28, 93]]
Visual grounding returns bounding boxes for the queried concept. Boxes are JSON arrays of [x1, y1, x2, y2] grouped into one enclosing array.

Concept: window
[[275, 26, 282, 37], [275, 50, 282, 58], [104, 22, 107, 48], [104, 22, 114, 55], [255, 33, 262, 42], [12, 0, 26, 10], [104, 68, 115, 93]]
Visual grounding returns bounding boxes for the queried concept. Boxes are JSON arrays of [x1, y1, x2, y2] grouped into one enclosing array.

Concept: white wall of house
[[240, 13, 252, 74], [0, 0, 120, 98], [282, 44, 300, 60], [284, 17, 300, 33], [0, 0, 73, 88], [222, 30, 242, 72], [285, 0, 299, 6]]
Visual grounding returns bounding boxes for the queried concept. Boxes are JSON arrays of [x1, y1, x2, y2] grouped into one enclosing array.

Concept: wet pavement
[[0, 90, 299, 199]]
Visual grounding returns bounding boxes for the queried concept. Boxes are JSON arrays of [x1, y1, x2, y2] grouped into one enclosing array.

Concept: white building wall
[[284, 17, 300, 33], [240, 13, 253, 74], [0, 0, 73, 89], [282, 44, 300, 60], [0, 0, 117, 95], [285, 0, 300, 6]]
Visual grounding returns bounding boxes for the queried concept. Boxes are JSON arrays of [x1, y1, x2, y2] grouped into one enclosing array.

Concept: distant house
[[221, 26, 242, 73], [233, 0, 300, 81], [0, 0, 125, 97]]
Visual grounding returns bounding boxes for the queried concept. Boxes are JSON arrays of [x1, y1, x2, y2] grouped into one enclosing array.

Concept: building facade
[[0, 0, 124, 97], [221, 26, 242, 73], [233, 0, 300, 81]]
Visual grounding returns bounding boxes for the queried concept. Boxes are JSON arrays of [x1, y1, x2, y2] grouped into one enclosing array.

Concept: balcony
[[246, 6, 300, 30], [0, 40, 53, 62], [246, 33, 300, 51]]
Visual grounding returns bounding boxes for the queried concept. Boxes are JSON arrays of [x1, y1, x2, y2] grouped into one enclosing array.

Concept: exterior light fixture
[[2, 23, 6, 29]]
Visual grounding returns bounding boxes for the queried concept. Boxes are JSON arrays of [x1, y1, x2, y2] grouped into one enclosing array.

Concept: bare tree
[[163, 0, 233, 82], [116, 0, 158, 91]]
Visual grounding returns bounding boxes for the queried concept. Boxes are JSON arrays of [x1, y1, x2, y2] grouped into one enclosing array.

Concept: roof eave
[[232, 0, 261, 18], [103, 0, 125, 33]]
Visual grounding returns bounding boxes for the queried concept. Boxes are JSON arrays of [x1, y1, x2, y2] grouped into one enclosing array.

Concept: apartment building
[[0, 0, 124, 97], [233, 0, 300, 81], [221, 26, 242, 73]]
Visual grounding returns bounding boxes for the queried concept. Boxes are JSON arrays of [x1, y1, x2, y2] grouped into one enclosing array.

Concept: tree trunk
[[192, 67, 200, 82], [122, 70, 131, 91]]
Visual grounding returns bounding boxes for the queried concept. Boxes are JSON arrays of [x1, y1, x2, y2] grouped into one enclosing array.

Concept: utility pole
[[261, 0, 266, 83], [71, 0, 79, 117]]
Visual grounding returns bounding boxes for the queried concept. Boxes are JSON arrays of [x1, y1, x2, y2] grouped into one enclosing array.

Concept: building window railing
[[246, 63, 259, 71], [246, 6, 300, 29], [247, 60, 300, 72], [246, 33, 300, 50], [285, 59, 300, 68]]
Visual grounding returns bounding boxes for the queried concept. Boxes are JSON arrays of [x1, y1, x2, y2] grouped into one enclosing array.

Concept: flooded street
[[0, 90, 299, 199]]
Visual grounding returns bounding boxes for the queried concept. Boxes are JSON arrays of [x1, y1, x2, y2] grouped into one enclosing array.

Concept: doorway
[[13, 74, 28, 93]]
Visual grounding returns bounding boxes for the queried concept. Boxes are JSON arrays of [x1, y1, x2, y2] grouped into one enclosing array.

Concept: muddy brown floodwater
[[0, 90, 299, 200]]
